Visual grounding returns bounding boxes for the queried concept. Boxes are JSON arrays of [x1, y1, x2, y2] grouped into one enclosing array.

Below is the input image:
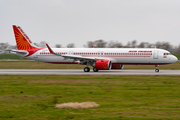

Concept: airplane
[[11, 25, 178, 72]]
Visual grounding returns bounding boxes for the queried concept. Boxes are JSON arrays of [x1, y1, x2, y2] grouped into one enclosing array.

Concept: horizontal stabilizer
[[11, 50, 28, 55]]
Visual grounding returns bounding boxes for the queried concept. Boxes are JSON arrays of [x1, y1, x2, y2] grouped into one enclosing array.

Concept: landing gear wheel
[[93, 67, 99, 72], [84, 67, 90, 72], [155, 65, 159, 73], [155, 69, 159, 73]]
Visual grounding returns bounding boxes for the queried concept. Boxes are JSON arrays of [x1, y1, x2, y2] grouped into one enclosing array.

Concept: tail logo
[[13, 25, 43, 57]]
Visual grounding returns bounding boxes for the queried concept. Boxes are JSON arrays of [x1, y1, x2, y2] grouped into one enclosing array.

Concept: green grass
[[0, 75, 180, 120], [174, 53, 180, 60], [0, 61, 180, 69], [0, 54, 27, 60]]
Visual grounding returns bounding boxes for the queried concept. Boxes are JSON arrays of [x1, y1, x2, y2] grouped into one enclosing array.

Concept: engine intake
[[95, 60, 111, 70]]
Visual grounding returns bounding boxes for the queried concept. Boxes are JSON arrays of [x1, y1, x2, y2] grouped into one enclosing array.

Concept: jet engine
[[95, 60, 112, 70]]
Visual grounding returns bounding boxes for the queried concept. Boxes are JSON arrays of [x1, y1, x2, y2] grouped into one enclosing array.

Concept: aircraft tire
[[155, 69, 159, 72], [84, 67, 90, 72], [93, 67, 99, 72]]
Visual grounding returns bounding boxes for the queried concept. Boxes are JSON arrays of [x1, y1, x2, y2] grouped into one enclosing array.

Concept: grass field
[[0, 54, 27, 60], [0, 61, 180, 69], [174, 53, 180, 60], [0, 75, 180, 120]]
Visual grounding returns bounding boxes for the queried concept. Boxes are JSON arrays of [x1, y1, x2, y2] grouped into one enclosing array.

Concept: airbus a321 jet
[[11, 25, 178, 72]]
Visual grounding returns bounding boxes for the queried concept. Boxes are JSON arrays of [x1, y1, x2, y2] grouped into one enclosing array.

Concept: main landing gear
[[84, 67, 90, 72], [93, 67, 98, 72], [84, 67, 99, 72], [155, 65, 159, 72]]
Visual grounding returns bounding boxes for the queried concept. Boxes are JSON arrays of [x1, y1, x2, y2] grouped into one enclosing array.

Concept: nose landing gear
[[155, 65, 159, 72]]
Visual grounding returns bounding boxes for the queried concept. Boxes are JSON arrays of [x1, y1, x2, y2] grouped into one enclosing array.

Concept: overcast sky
[[1, 0, 180, 47]]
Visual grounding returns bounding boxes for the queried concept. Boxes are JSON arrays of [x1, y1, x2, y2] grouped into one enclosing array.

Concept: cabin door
[[153, 50, 158, 59]]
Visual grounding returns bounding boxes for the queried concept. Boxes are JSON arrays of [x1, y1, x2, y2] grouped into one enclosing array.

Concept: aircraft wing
[[62, 54, 104, 61], [46, 44, 106, 62]]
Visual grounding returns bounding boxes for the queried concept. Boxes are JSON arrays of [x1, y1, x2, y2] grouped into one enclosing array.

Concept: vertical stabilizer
[[12, 25, 43, 56]]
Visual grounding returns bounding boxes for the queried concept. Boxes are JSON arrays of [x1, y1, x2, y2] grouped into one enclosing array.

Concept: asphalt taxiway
[[0, 69, 179, 75]]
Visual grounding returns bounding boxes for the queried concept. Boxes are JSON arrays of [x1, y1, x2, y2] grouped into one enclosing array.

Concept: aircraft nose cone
[[172, 56, 178, 63]]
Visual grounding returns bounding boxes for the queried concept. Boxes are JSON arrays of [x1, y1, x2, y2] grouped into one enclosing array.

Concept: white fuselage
[[25, 48, 177, 65]]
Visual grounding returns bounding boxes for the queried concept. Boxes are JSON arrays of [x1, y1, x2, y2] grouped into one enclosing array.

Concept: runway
[[0, 69, 179, 75]]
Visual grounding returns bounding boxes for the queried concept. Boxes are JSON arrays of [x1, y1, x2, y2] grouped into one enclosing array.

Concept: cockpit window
[[164, 53, 172, 55]]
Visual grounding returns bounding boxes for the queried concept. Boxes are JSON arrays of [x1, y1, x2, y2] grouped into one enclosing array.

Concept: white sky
[[0, 0, 180, 47]]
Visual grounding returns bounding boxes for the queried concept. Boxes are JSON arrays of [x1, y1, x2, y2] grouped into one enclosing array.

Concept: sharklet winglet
[[46, 44, 61, 56], [46, 44, 53, 53]]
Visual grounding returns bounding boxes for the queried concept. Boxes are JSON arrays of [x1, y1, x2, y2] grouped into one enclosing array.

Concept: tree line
[[83, 40, 180, 54], [0, 40, 180, 54]]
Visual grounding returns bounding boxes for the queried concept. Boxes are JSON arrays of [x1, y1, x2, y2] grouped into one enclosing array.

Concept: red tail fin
[[12, 25, 43, 56]]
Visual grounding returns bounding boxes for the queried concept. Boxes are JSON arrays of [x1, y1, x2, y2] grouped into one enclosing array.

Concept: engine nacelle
[[95, 60, 112, 70], [111, 64, 124, 69]]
